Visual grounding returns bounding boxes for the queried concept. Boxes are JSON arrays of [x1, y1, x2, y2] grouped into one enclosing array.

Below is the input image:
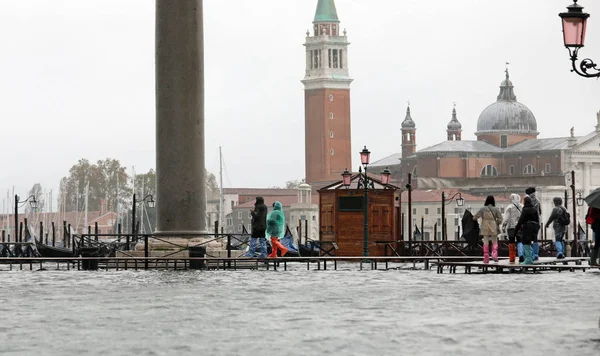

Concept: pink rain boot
[[483, 243, 489, 264], [492, 243, 499, 262]]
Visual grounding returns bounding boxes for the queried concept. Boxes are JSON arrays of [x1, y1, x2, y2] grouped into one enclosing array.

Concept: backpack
[[558, 207, 570, 226]]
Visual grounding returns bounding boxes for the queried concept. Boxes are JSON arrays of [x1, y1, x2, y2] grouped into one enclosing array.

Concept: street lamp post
[[14, 194, 37, 243], [341, 148, 392, 257], [558, 1, 600, 78], [441, 192, 465, 241], [131, 193, 156, 235]]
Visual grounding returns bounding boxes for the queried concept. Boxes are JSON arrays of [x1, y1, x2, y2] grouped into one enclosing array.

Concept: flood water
[[0, 264, 599, 356]]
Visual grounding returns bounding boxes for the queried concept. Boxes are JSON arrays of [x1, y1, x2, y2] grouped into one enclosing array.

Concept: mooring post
[[19, 222, 23, 244], [45, 233, 48, 245], [51, 222, 55, 247], [67, 224, 72, 248], [39, 222, 43, 243], [144, 235, 149, 270], [1, 230, 5, 243], [94, 222, 99, 242]]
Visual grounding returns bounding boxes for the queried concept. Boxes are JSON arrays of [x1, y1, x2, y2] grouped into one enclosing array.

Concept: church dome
[[476, 70, 538, 136], [401, 106, 416, 129], [447, 106, 462, 130]]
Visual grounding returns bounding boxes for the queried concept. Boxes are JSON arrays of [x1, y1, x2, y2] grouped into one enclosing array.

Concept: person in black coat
[[513, 196, 540, 264], [244, 196, 268, 258]]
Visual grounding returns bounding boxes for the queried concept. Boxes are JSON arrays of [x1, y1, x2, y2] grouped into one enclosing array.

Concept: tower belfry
[[302, 0, 353, 184]]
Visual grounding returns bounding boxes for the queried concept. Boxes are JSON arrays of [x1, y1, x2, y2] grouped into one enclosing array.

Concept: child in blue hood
[[267, 201, 288, 258]]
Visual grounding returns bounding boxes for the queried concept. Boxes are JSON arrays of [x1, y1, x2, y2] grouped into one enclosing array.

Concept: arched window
[[330, 131, 334, 138], [329, 112, 334, 119], [481, 165, 498, 177], [509, 165, 515, 175], [523, 164, 536, 174], [411, 166, 418, 177], [545, 163, 551, 173], [330, 149, 334, 155]]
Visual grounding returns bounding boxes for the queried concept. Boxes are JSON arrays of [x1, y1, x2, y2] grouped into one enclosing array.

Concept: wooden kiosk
[[318, 172, 400, 256]]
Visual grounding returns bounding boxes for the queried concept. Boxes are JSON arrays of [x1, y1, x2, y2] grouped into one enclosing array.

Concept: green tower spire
[[314, 0, 339, 23]]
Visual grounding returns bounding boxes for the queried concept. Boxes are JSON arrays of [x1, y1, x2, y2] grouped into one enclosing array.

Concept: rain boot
[[258, 238, 268, 258], [590, 247, 599, 266], [517, 242, 524, 263], [532, 242, 539, 261], [492, 243, 499, 263], [522, 244, 534, 265], [268, 237, 279, 258], [483, 243, 489, 264], [508, 243, 516, 263], [243, 237, 257, 257], [555, 240, 565, 259], [273, 239, 288, 257]]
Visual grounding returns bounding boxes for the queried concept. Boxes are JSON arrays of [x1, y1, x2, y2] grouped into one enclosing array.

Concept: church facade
[[371, 70, 600, 228]]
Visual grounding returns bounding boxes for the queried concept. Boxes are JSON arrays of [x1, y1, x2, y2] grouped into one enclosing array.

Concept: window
[[481, 165, 498, 177], [329, 94, 334, 101], [330, 131, 334, 138], [301, 215, 306, 220], [412, 208, 417, 215], [509, 165, 515, 175], [328, 49, 332, 68], [329, 112, 334, 119], [330, 149, 334, 155], [437, 208, 441, 214], [237, 212, 242, 219], [454, 208, 460, 214], [500, 207, 505, 214], [238, 224, 242, 232], [454, 218, 459, 225], [423, 232, 430, 241], [339, 50, 343, 68], [332, 49, 339, 68], [523, 164, 536, 174], [501, 135, 508, 148], [545, 163, 551, 173], [437, 232, 442, 240], [312, 216, 316, 221], [425, 208, 429, 215], [437, 218, 442, 226], [227, 218, 232, 226]]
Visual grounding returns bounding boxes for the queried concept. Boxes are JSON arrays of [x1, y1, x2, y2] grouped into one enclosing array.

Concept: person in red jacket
[[585, 207, 600, 266]]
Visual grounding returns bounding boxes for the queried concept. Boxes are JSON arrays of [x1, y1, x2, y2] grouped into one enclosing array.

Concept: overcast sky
[[1, 0, 600, 209]]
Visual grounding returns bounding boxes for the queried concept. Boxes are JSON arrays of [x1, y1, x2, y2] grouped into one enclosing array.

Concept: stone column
[[155, 0, 206, 237]]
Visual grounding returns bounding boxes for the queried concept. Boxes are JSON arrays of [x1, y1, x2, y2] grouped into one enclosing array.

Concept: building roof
[[419, 140, 503, 153], [237, 195, 300, 209], [370, 153, 402, 168], [476, 70, 538, 136], [314, 0, 339, 22], [223, 188, 298, 196]]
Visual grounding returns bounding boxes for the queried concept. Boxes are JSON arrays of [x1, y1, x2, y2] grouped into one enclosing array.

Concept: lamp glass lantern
[[559, 1, 590, 48], [147, 197, 156, 209], [341, 168, 352, 187], [576, 195, 584, 207], [380, 167, 391, 185], [29, 198, 38, 209], [360, 146, 371, 165], [456, 196, 465, 207]]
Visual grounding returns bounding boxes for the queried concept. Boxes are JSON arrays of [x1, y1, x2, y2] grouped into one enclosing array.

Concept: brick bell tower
[[302, 0, 353, 184]]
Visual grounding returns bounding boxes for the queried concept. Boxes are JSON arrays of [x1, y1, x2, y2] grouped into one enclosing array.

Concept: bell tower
[[401, 105, 417, 158], [446, 104, 462, 141], [302, 0, 353, 184]]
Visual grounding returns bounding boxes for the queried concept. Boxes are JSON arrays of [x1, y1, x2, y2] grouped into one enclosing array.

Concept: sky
[[1, 0, 600, 210]]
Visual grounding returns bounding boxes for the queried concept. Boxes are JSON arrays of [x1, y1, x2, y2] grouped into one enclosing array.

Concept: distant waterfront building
[[371, 70, 600, 232], [303, 0, 353, 184]]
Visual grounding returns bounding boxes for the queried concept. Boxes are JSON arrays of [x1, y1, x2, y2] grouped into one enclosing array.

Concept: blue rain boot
[[244, 237, 257, 257], [258, 238, 268, 258], [517, 242, 524, 263], [555, 240, 565, 259], [532, 242, 539, 261], [522, 244, 534, 265]]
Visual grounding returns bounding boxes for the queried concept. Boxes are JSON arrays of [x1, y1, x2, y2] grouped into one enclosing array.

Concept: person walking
[[502, 193, 522, 263], [585, 207, 600, 266], [473, 196, 503, 263], [244, 196, 268, 258], [267, 201, 288, 258], [513, 196, 540, 265], [545, 197, 569, 259], [525, 187, 542, 260]]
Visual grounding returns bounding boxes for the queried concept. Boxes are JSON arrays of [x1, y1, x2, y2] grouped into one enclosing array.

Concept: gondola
[[34, 238, 76, 258]]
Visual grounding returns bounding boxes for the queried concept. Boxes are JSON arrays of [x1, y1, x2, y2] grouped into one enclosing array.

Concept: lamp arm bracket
[[571, 54, 600, 78]]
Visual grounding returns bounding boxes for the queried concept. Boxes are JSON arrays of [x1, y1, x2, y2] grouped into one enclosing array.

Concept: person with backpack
[[502, 193, 522, 263], [525, 187, 542, 260], [513, 196, 540, 265], [544, 197, 569, 259], [244, 196, 268, 258], [473, 196, 503, 263]]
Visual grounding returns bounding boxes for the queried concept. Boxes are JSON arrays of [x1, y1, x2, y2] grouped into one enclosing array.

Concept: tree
[[284, 179, 305, 189], [26, 183, 45, 213]]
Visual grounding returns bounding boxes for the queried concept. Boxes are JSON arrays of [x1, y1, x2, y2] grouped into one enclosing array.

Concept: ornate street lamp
[[341, 168, 352, 188], [132, 193, 156, 234], [380, 167, 392, 186], [559, 1, 599, 78], [576, 192, 585, 206], [441, 192, 465, 241], [14, 194, 37, 243], [359, 146, 371, 257]]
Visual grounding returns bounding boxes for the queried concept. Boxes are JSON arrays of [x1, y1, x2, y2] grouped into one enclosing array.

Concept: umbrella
[[584, 188, 600, 209]]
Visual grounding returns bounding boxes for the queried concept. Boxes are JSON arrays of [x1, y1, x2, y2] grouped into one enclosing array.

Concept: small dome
[[401, 106, 416, 129], [476, 70, 538, 136], [298, 183, 311, 190], [447, 106, 462, 130]]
